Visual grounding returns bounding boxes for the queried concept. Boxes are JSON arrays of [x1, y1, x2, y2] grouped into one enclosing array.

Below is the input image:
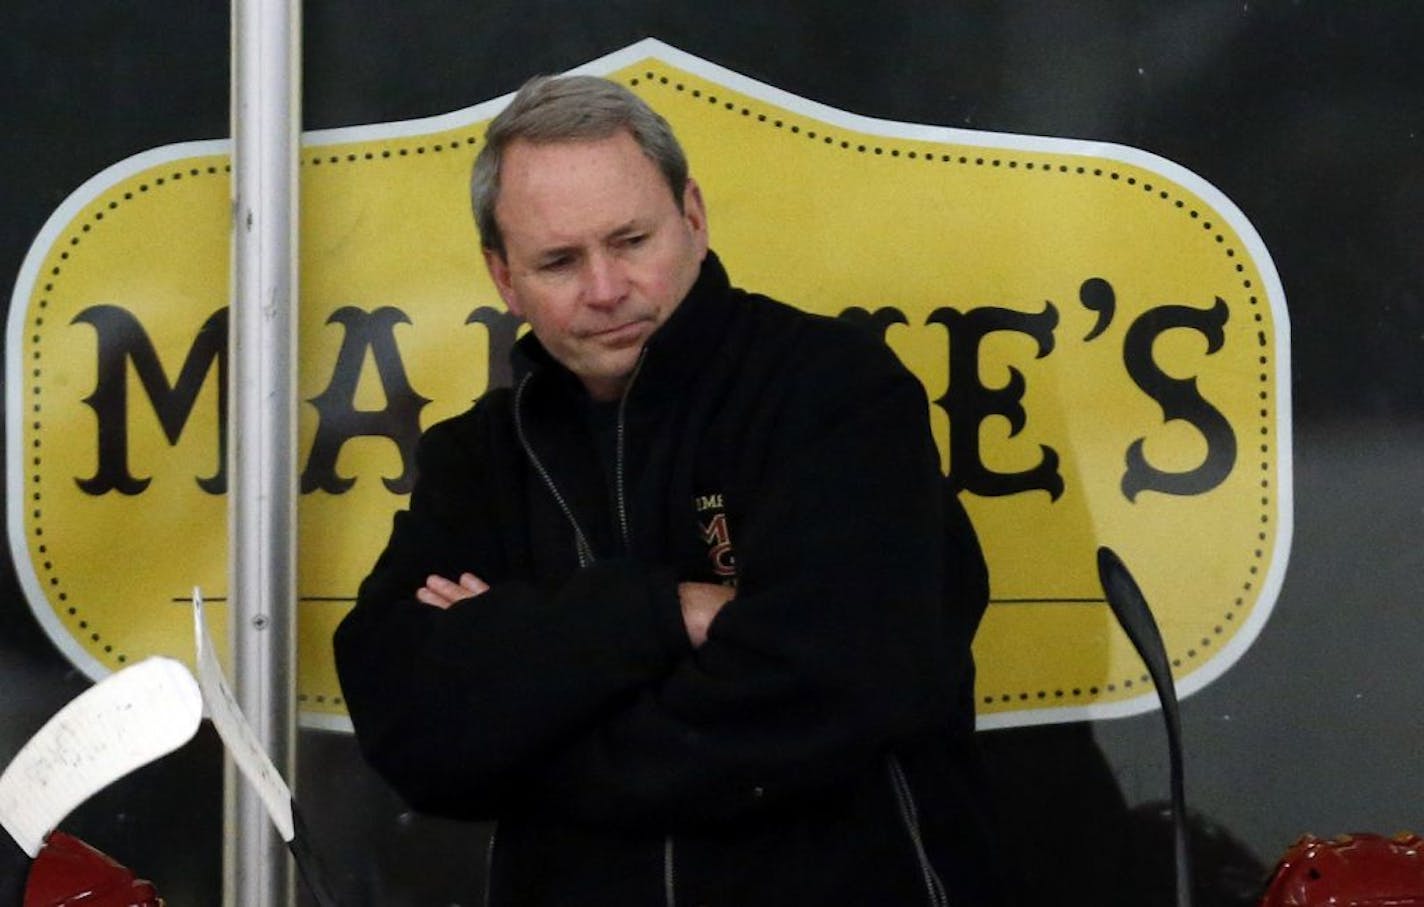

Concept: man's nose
[[582, 253, 627, 308]]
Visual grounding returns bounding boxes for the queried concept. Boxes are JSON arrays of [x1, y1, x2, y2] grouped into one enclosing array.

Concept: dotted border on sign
[[29, 163, 234, 668], [30, 75, 1274, 709], [624, 69, 1275, 707]]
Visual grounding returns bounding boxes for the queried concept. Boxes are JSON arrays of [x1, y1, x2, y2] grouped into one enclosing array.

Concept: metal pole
[[228, 1, 300, 905]]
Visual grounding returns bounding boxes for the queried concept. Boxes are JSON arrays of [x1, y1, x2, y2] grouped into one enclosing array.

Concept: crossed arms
[[418, 573, 732, 649], [334, 343, 969, 831]]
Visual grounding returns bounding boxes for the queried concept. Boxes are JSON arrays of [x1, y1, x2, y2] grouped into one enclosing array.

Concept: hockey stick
[[0, 657, 204, 903], [192, 590, 342, 907]]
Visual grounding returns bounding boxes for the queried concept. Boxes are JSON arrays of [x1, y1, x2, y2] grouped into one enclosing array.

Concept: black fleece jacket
[[334, 252, 1003, 906], [0, 833, 24, 906]]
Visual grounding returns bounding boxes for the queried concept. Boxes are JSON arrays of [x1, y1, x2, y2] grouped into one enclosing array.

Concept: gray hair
[[470, 75, 690, 255]]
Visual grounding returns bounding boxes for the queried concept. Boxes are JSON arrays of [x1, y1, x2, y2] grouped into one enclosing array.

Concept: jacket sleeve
[[332, 409, 691, 821], [529, 338, 976, 829]]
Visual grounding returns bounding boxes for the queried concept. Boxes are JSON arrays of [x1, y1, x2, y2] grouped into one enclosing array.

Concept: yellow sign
[[5, 40, 1290, 730]]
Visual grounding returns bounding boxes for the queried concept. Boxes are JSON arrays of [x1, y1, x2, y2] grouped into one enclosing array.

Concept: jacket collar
[[509, 250, 735, 407]]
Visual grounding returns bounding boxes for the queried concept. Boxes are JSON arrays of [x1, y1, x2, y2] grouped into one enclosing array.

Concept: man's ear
[[482, 246, 523, 317], [682, 179, 709, 257]]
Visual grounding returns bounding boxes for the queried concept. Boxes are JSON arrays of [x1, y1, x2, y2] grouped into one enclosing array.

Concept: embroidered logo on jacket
[[694, 493, 738, 584]]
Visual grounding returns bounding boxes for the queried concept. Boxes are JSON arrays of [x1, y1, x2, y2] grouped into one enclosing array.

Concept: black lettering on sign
[[465, 306, 523, 392], [837, 306, 908, 342], [60, 290, 1244, 504], [302, 306, 430, 495], [72, 305, 228, 495], [1078, 277, 1117, 342], [929, 302, 1064, 500], [1121, 296, 1236, 501]]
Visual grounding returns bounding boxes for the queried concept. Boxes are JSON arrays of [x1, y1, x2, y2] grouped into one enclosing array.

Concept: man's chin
[[567, 354, 640, 401]]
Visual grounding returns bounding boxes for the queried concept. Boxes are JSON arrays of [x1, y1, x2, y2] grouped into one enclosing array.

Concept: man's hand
[[678, 582, 734, 648], [416, 572, 489, 609]]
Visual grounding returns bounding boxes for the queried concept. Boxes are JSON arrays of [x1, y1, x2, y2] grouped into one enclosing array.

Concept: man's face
[[483, 130, 709, 401]]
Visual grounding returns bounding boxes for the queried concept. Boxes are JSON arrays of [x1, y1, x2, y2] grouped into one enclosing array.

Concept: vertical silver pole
[[228, 1, 299, 905]]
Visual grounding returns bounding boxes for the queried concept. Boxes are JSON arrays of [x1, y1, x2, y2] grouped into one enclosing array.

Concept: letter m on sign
[[72, 305, 228, 495]]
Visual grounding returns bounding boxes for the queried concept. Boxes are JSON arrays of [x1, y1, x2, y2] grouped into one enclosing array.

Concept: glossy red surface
[[24, 832, 161, 907], [1261, 833, 1424, 906]]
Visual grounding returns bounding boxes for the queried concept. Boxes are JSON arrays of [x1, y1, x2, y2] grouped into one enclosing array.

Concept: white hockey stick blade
[[0, 657, 202, 857], [191, 589, 295, 841]]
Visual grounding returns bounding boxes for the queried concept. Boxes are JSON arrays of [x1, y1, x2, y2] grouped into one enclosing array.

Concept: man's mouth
[[588, 320, 649, 344]]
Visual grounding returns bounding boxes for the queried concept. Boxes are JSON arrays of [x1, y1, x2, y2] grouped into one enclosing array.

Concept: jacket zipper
[[514, 373, 597, 567], [514, 350, 648, 564], [663, 835, 677, 907], [482, 821, 499, 907], [517, 356, 665, 905], [888, 756, 950, 907], [614, 353, 671, 907], [613, 348, 649, 552], [613, 351, 676, 907]]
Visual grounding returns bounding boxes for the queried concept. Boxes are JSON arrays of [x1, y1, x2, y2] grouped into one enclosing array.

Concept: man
[[335, 74, 1002, 906]]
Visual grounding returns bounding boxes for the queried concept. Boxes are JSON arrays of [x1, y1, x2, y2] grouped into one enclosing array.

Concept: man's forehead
[[492, 151, 653, 249], [494, 133, 681, 229]]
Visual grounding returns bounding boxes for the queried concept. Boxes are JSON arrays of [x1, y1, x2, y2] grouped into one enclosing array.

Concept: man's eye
[[619, 234, 648, 249], [539, 256, 573, 272]]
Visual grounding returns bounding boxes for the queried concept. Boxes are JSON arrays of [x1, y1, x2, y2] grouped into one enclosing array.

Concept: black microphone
[[1097, 545, 1193, 907]]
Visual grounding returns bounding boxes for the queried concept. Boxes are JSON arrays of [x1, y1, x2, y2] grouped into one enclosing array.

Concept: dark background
[[3, 3, 1421, 904]]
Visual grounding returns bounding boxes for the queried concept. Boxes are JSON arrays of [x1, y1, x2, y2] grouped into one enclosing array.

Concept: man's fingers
[[425, 574, 469, 599], [416, 573, 488, 609], [677, 582, 736, 648], [415, 585, 454, 610], [458, 573, 490, 595]]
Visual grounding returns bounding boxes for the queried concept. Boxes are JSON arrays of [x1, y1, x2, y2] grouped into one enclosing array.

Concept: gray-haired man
[[336, 74, 1003, 906]]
